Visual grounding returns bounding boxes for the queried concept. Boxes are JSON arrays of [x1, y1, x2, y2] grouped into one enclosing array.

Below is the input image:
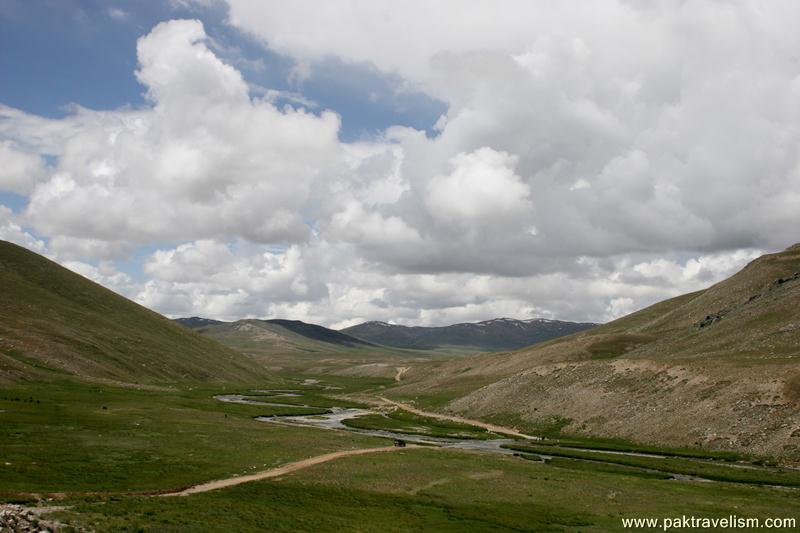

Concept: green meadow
[[2, 376, 798, 532]]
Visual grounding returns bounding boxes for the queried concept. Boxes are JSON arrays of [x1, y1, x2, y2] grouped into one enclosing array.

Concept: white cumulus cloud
[[10, 20, 341, 256], [1, 5, 798, 326]]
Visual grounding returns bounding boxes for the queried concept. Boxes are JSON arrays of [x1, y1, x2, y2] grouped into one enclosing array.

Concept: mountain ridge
[[174, 317, 376, 349], [343, 317, 598, 352], [174, 317, 224, 329]]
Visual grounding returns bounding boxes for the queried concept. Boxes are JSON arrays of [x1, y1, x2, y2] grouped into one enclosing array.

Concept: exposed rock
[[0, 504, 78, 533], [697, 312, 726, 328]]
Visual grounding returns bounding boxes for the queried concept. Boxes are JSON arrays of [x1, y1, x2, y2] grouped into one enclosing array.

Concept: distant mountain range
[[174, 317, 380, 358], [175, 316, 598, 355], [173, 317, 224, 329], [341, 318, 598, 352]]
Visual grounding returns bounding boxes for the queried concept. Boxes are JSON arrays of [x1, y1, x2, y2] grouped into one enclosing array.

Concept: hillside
[[176, 318, 377, 350], [177, 318, 422, 375], [0, 241, 267, 383], [174, 317, 224, 329], [343, 318, 597, 352], [391, 244, 800, 460]]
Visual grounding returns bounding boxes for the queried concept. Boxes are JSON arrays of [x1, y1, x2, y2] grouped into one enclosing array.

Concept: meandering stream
[[213, 389, 800, 488], [216, 390, 519, 454], [214, 393, 312, 408]]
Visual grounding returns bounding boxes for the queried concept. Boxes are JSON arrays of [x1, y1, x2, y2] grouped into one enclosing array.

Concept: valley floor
[[1, 375, 798, 532]]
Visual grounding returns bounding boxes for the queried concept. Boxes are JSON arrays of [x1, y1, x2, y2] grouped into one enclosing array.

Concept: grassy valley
[[2, 240, 799, 531], [4, 376, 799, 532], [42, 447, 800, 532]]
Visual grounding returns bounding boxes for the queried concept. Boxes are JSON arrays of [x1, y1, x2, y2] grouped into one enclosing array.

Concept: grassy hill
[[179, 318, 378, 351], [0, 241, 267, 384], [390, 244, 800, 461], [180, 318, 430, 375], [174, 317, 224, 329], [343, 318, 597, 352]]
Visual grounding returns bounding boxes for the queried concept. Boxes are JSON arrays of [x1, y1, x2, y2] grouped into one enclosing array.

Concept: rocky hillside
[[343, 318, 597, 352], [0, 241, 267, 384], [391, 244, 800, 461]]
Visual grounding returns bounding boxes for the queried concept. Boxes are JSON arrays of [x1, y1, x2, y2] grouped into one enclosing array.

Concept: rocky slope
[[0, 504, 71, 532], [392, 244, 800, 461]]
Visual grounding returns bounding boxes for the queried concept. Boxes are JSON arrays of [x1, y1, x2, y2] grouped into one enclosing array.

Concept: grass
[[0, 240, 265, 383], [234, 390, 360, 410], [286, 373, 396, 401], [535, 456, 674, 480], [287, 448, 800, 530], [48, 447, 800, 532], [503, 444, 800, 487], [386, 374, 499, 410], [4, 375, 800, 532], [55, 475, 592, 532], [586, 334, 655, 360], [341, 408, 498, 440], [479, 413, 753, 462], [530, 435, 748, 462], [482, 411, 574, 438], [0, 378, 389, 494], [195, 321, 432, 377]]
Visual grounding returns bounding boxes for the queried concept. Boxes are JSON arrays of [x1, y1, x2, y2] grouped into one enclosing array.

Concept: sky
[[1, 0, 799, 328]]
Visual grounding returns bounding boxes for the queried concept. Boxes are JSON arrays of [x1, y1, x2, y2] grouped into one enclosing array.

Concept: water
[[259, 407, 372, 429], [214, 394, 308, 408], [250, 390, 303, 396], [256, 408, 518, 454], [213, 390, 794, 486], [214, 389, 311, 408]]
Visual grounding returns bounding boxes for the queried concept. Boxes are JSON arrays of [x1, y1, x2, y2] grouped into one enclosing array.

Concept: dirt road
[[162, 445, 416, 497], [394, 366, 410, 382], [379, 397, 538, 440]]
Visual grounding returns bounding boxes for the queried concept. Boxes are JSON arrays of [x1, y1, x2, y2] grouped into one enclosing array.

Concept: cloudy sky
[[1, 0, 798, 328]]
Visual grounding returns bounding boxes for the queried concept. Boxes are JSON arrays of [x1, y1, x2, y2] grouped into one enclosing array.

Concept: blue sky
[[0, 0, 444, 140], [0, 0, 444, 286]]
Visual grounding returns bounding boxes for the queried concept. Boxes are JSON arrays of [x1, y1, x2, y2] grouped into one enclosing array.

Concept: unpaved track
[[379, 397, 538, 440], [162, 445, 417, 497], [394, 366, 410, 382]]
